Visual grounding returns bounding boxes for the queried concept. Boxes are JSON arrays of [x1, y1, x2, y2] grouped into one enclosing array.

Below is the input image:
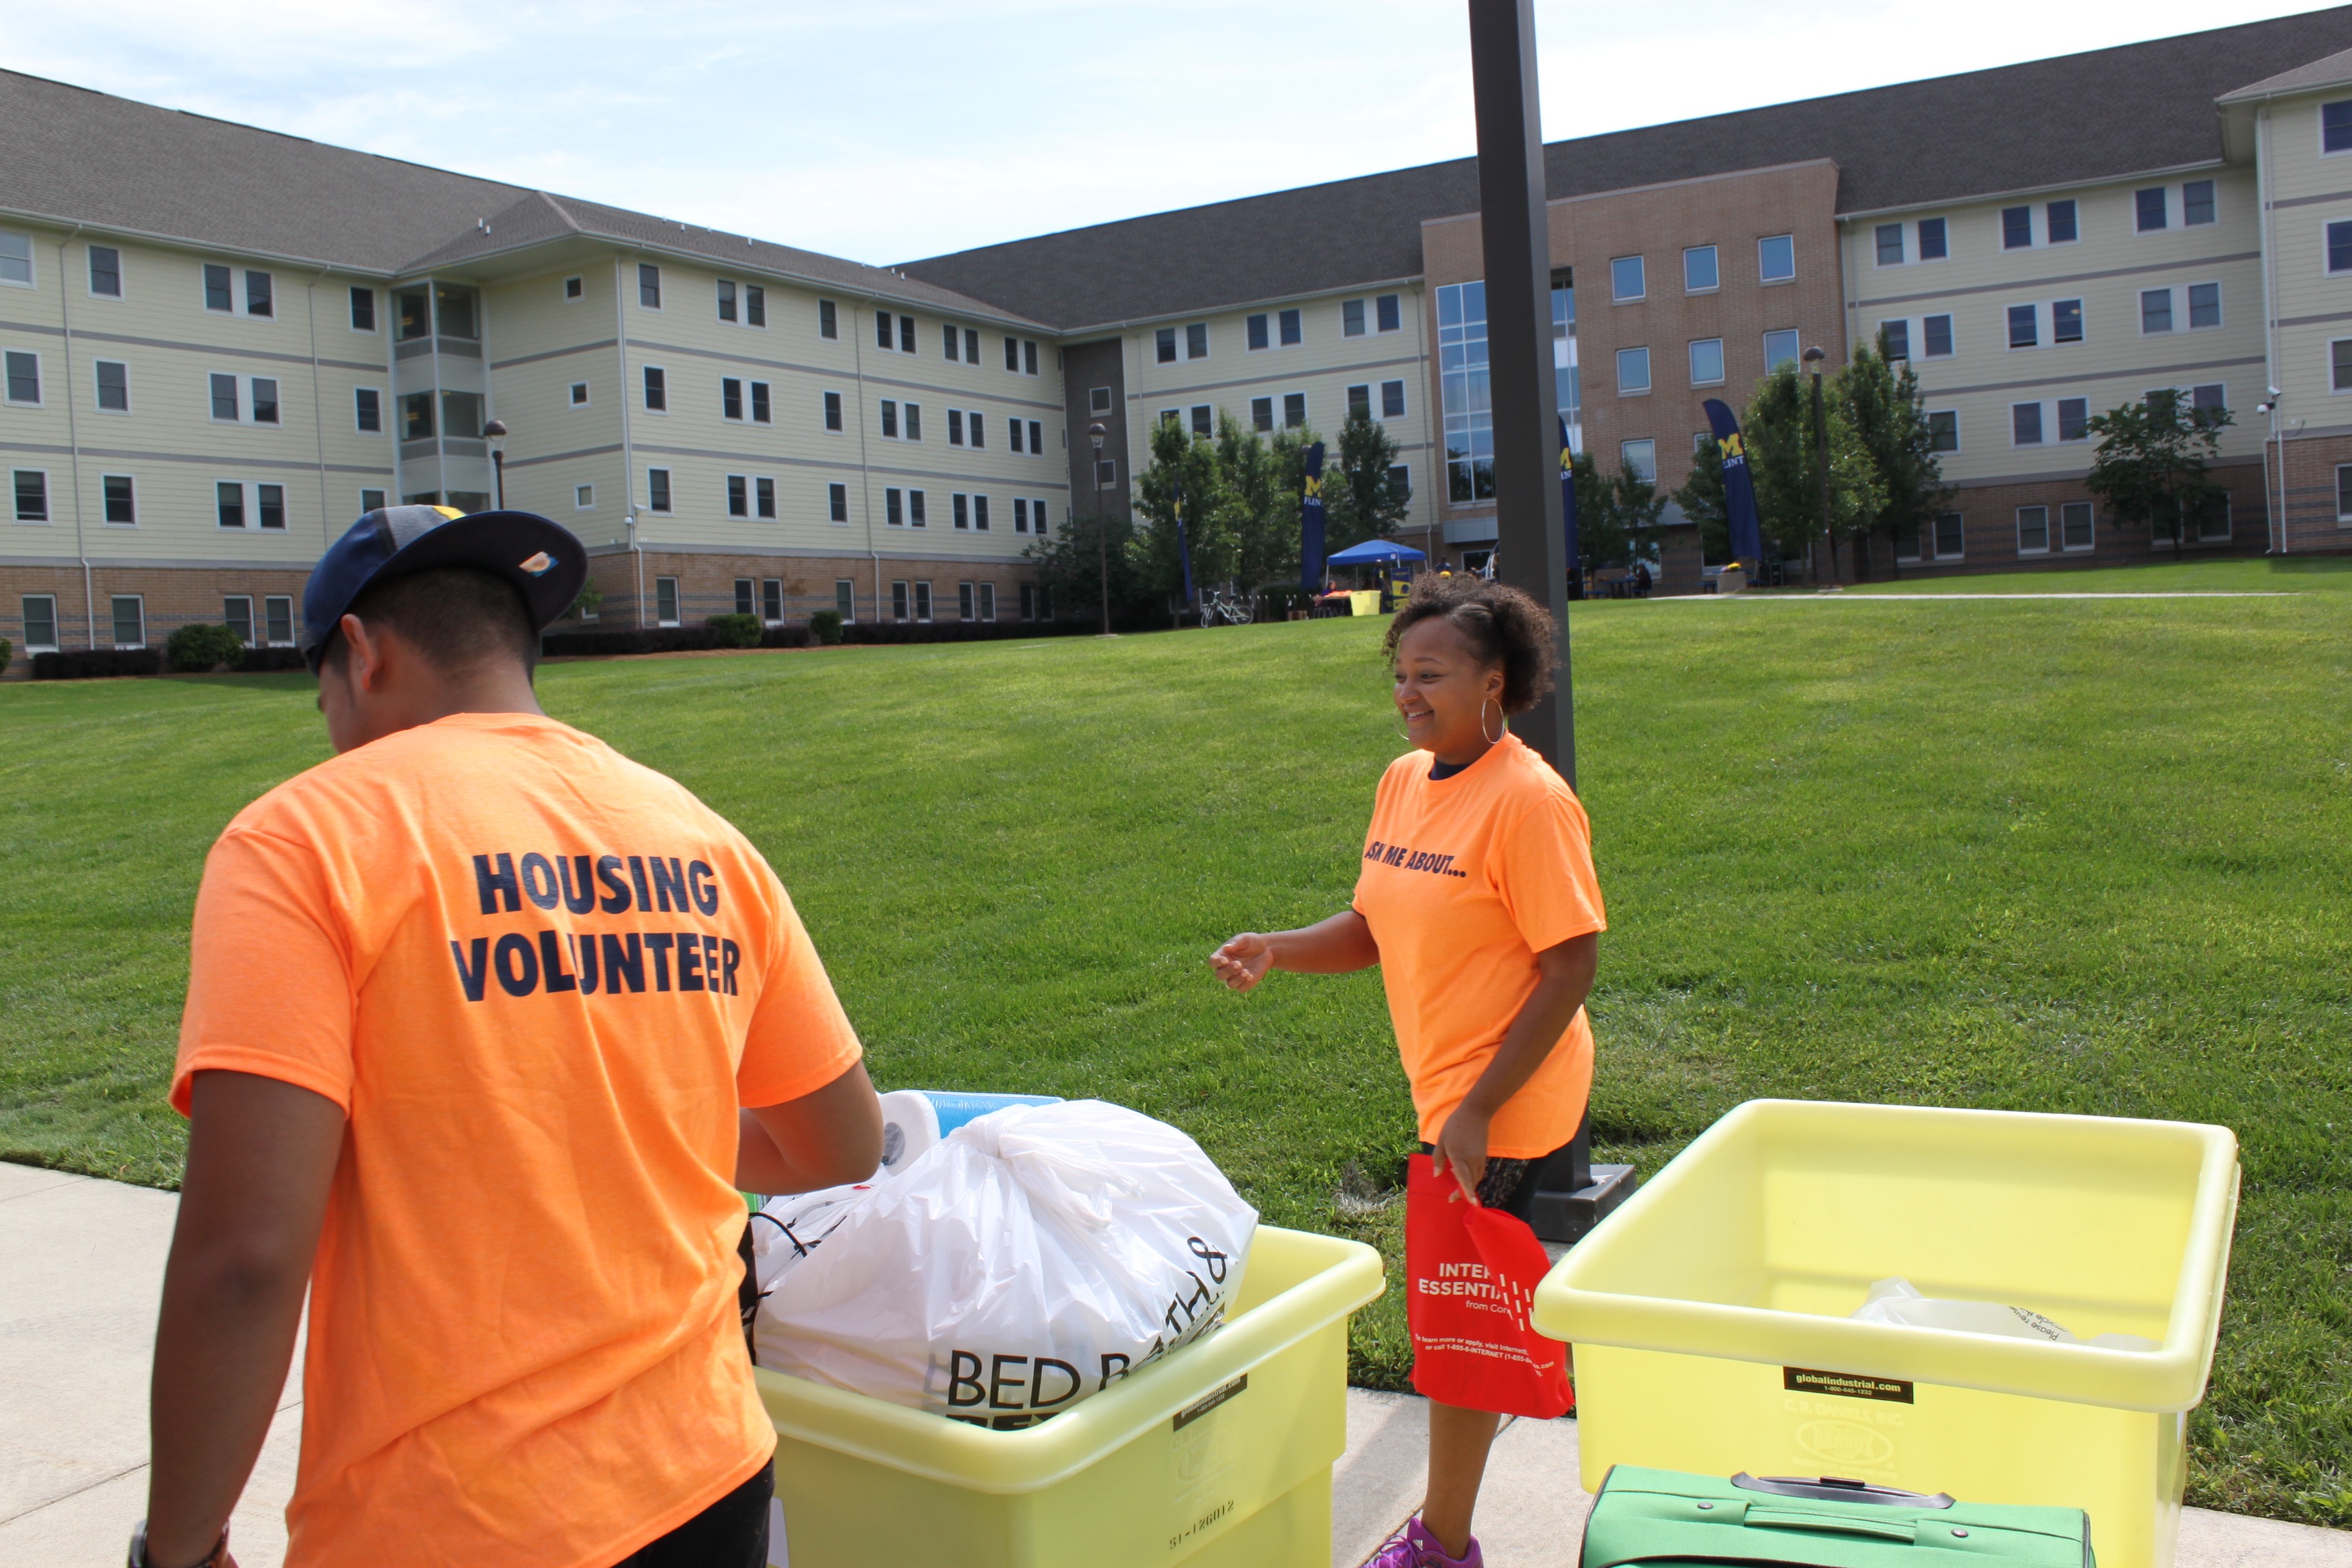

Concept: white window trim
[[1687, 338, 1725, 387], [726, 472, 751, 518], [637, 264, 664, 313], [654, 576, 680, 627], [570, 380, 591, 408], [2010, 400, 2048, 447], [1619, 439, 1658, 485], [110, 593, 146, 650], [2016, 505, 2053, 557], [2327, 217, 2352, 278], [2060, 502, 2096, 553], [1616, 346, 1652, 397], [0, 230, 36, 291], [1927, 410, 1961, 456], [2005, 301, 2044, 352], [260, 593, 297, 648], [2051, 297, 2085, 347], [353, 385, 383, 436], [1921, 313, 1956, 359], [86, 244, 126, 302], [2132, 186, 2176, 235], [20, 593, 59, 650], [1185, 323, 1211, 362], [822, 388, 845, 434], [2138, 287, 2177, 336], [575, 483, 596, 512], [1376, 295, 1403, 334], [755, 474, 778, 522], [1682, 246, 1720, 293], [3, 349, 43, 408], [1245, 314, 1273, 353], [2330, 338, 2352, 395], [2337, 463, 2352, 523], [1915, 218, 1951, 265], [99, 472, 136, 527], [640, 363, 669, 414], [2055, 396, 2093, 445], [11, 467, 52, 525], [204, 370, 240, 423], [1610, 256, 1646, 304], [1757, 234, 1797, 285], [91, 359, 132, 416], [346, 284, 378, 333], [2183, 280, 2224, 331]]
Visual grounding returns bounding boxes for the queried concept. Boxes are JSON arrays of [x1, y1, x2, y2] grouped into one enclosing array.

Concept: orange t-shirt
[[172, 711, 862, 1568], [1351, 732, 1607, 1158]]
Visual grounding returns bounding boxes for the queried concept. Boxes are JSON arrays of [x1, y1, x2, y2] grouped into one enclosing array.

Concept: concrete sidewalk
[[5, 1160, 2348, 1567]]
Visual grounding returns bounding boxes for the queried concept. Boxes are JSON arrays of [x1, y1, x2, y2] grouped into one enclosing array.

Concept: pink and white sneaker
[[1366, 1515, 1484, 1568]]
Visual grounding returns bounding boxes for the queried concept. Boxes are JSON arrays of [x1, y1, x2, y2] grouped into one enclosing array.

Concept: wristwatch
[[129, 1521, 229, 1568]]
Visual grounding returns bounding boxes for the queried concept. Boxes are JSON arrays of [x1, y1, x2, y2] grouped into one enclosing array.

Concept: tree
[[1321, 408, 1411, 552], [1562, 449, 1616, 574], [1216, 414, 1309, 589], [1133, 414, 1235, 600], [1840, 336, 1950, 577], [2083, 391, 2235, 559], [1612, 462, 1669, 575], [1741, 363, 1886, 577], [1674, 434, 1730, 564]]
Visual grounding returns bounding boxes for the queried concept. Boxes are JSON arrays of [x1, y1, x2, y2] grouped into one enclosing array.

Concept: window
[[203, 263, 234, 313], [979, 582, 996, 622], [1158, 408, 1179, 432], [1610, 255, 1645, 301], [21, 593, 56, 649], [2331, 220, 2352, 274], [900, 315, 915, 354], [2198, 494, 2232, 543], [762, 578, 783, 622], [1021, 583, 1038, 621], [248, 378, 279, 425], [1874, 226, 1904, 266], [2057, 397, 2089, 442], [973, 494, 991, 532], [877, 310, 894, 349], [355, 387, 380, 432], [1343, 299, 1366, 337], [647, 468, 672, 512], [224, 595, 253, 642], [1620, 439, 1657, 484], [1928, 410, 1959, 453], [655, 576, 679, 625], [1252, 396, 1274, 432], [2339, 466, 2352, 522], [1880, 320, 1910, 361], [1376, 294, 1401, 333], [103, 474, 134, 524], [575, 483, 594, 510], [908, 489, 927, 527], [1013, 497, 1029, 533], [913, 581, 933, 623], [394, 288, 429, 340], [1247, 314, 1270, 351], [257, 483, 286, 530], [2046, 200, 2079, 244], [824, 390, 843, 431], [2191, 383, 2226, 416], [958, 582, 975, 622], [717, 280, 738, 323], [244, 270, 274, 317], [1028, 419, 1043, 452], [1032, 497, 1051, 536], [1617, 346, 1651, 394], [642, 365, 667, 411], [88, 246, 122, 297], [751, 382, 771, 423], [564, 276, 584, 301], [2141, 289, 2174, 334], [1277, 308, 1301, 347], [2182, 181, 2215, 227], [213, 374, 244, 423], [2136, 188, 2167, 233], [968, 411, 985, 448], [1688, 338, 1724, 385], [735, 578, 755, 615], [2187, 282, 2221, 330], [2334, 339, 2352, 393], [2003, 206, 2033, 249], [723, 378, 744, 421], [2018, 506, 2051, 555], [13, 470, 48, 521], [1181, 323, 1207, 360], [1095, 458, 1117, 489], [1283, 392, 1306, 428], [885, 487, 904, 527], [1923, 314, 1954, 357], [1934, 512, 1965, 559], [1757, 234, 1795, 282], [1893, 518, 1922, 562], [2053, 299, 2082, 344], [2008, 304, 2038, 349], [943, 323, 960, 360], [1089, 387, 1113, 416], [1024, 340, 1039, 375], [2012, 403, 2044, 445], [2058, 502, 2094, 551], [881, 399, 898, 439], [828, 483, 848, 523], [638, 263, 662, 308], [95, 360, 129, 412], [948, 408, 964, 446], [1190, 405, 1211, 438], [360, 489, 386, 511], [5, 350, 40, 405], [728, 474, 749, 517], [953, 493, 969, 530], [1388, 464, 1411, 500], [836, 581, 855, 623], [1382, 380, 1405, 419], [2329, 101, 2352, 153], [215, 480, 244, 528], [1763, 329, 1799, 372], [892, 581, 909, 621], [819, 299, 838, 339], [1156, 327, 1177, 363], [438, 389, 478, 439], [0, 231, 32, 287], [112, 595, 145, 649], [1439, 280, 1492, 495]]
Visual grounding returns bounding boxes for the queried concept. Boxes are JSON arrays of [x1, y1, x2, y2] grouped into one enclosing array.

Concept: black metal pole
[[1806, 348, 1833, 588], [492, 448, 506, 510], [1467, 0, 1573, 785]]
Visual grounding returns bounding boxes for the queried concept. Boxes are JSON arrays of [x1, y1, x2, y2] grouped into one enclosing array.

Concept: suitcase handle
[[1732, 1473, 1955, 1509], [1745, 1506, 1919, 1544]]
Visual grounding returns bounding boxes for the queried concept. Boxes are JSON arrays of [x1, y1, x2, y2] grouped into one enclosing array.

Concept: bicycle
[[1196, 587, 1255, 626]]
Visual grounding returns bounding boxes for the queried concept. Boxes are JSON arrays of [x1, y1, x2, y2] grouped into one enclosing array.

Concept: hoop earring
[[1480, 698, 1505, 745]]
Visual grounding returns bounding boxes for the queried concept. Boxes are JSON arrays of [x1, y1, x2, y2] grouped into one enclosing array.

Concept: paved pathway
[[5, 1160, 2347, 1567]]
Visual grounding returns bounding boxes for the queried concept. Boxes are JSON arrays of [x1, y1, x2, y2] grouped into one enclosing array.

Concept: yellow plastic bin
[[757, 1224, 1384, 1567], [1531, 1100, 2238, 1568]]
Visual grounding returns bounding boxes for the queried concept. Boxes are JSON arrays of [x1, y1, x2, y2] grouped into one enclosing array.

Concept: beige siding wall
[[2257, 95, 2352, 431]]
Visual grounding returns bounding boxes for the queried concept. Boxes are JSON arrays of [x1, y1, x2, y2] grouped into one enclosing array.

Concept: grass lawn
[[1834, 553, 2352, 595], [3, 583, 2348, 1526]]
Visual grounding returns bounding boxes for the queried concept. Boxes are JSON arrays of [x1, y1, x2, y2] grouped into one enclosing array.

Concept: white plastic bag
[[751, 1099, 1258, 1426], [1851, 1277, 2157, 1351]]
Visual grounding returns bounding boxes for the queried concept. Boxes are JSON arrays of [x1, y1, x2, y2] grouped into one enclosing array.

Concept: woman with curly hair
[[1212, 575, 1605, 1568]]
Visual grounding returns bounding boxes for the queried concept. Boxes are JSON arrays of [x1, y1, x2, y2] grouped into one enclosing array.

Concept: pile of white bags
[[1851, 1277, 2157, 1350], [751, 1099, 1258, 1426]]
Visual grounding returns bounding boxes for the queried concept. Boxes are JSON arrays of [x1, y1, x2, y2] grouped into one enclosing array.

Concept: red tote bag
[[1404, 1154, 1573, 1419]]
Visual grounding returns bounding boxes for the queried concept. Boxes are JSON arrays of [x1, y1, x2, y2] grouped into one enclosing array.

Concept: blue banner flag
[[1558, 414, 1579, 572], [1703, 398, 1763, 564], [1171, 478, 1196, 606], [1298, 442, 1328, 593]]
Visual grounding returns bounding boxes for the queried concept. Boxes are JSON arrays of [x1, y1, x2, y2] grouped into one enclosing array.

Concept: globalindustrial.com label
[[1782, 1367, 1914, 1403]]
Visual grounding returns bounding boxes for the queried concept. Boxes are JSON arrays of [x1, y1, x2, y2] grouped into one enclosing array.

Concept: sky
[[0, 1, 2332, 267]]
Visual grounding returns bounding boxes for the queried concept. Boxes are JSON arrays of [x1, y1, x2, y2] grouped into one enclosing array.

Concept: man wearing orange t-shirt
[[136, 505, 881, 1568]]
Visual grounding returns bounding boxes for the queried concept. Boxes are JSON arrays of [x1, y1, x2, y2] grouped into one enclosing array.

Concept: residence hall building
[[6, 11, 2352, 668]]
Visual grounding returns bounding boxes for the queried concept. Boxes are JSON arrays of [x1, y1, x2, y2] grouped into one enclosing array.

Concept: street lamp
[[483, 418, 509, 510], [1801, 346, 1837, 591], [1089, 422, 1110, 635]]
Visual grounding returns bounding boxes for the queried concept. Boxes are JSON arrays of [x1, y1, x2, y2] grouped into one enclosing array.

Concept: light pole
[[1802, 346, 1836, 590], [1090, 421, 1111, 636], [483, 418, 508, 510]]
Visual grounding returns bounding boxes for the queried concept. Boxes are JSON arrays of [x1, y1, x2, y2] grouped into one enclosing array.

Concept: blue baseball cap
[[301, 504, 588, 672]]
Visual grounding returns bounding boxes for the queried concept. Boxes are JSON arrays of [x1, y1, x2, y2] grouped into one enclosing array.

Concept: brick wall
[[2276, 432, 2352, 554], [2, 563, 311, 674]]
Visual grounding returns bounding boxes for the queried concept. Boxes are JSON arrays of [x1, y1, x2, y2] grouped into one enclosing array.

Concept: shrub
[[235, 647, 310, 672], [33, 648, 163, 679], [167, 623, 245, 673], [759, 625, 812, 650], [808, 610, 845, 646], [0, 637, 12, 670], [706, 613, 762, 649], [540, 627, 717, 658], [839, 621, 1090, 646]]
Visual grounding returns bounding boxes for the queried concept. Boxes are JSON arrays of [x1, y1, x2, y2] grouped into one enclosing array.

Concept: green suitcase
[[1579, 1467, 2094, 1567]]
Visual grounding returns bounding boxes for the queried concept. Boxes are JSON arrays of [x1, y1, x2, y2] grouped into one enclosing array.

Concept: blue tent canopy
[[1326, 539, 1427, 566]]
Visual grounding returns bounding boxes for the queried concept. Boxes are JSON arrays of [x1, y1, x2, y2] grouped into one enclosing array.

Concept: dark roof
[[900, 6, 2352, 329]]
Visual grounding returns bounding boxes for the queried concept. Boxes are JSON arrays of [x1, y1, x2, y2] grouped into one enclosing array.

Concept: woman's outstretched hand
[[1210, 933, 1276, 992]]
